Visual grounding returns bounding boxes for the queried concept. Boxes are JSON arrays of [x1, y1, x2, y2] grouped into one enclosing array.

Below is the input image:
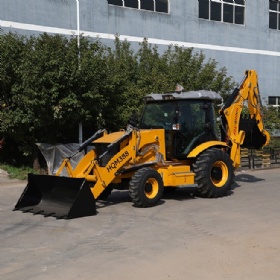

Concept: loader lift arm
[[219, 70, 270, 168], [14, 126, 166, 218]]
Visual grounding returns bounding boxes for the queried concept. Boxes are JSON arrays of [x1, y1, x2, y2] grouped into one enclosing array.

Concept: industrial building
[[1, 0, 280, 105]]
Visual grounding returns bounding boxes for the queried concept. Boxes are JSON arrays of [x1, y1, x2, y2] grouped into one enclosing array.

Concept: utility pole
[[76, 0, 80, 65], [76, 0, 83, 144]]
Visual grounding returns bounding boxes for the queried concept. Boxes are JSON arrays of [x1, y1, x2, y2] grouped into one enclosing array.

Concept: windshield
[[139, 100, 210, 132]]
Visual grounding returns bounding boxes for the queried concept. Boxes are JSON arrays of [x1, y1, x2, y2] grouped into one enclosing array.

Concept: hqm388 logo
[[106, 151, 130, 173]]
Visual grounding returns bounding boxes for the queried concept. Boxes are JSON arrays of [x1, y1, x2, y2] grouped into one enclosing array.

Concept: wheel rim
[[144, 178, 159, 199], [211, 161, 228, 188]]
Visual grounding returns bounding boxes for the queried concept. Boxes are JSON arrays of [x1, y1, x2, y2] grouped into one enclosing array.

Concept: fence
[[240, 147, 280, 169]]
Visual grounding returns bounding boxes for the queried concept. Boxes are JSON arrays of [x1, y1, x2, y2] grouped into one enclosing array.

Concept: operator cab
[[139, 90, 222, 160]]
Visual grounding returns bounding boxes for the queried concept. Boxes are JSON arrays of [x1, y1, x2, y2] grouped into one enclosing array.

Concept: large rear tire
[[193, 147, 234, 198], [129, 167, 164, 207]]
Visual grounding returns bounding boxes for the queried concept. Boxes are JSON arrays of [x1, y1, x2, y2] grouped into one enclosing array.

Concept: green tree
[[262, 104, 280, 147], [103, 37, 139, 130], [71, 37, 110, 134], [1, 34, 81, 154], [136, 39, 170, 93], [0, 33, 33, 164], [0, 33, 110, 163], [0, 33, 236, 165], [162, 45, 235, 97]]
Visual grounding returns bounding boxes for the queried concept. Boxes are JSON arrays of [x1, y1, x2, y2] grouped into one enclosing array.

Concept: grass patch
[[0, 164, 38, 180]]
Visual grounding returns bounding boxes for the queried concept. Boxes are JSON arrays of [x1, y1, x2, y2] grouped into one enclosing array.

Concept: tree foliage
[[0, 32, 236, 165], [262, 103, 280, 147]]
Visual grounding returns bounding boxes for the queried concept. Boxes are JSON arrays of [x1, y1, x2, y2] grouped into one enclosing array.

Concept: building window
[[268, 96, 280, 106], [199, 0, 245, 25], [107, 0, 169, 13], [269, 0, 280, 30]]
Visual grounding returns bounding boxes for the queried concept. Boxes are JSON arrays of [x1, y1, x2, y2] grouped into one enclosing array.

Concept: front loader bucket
[[14, 174, 96, 219], [239, 116, 267, 149]]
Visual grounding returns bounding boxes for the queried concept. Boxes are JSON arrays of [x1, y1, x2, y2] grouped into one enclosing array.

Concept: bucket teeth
[[44, 212, 56, 217], [22, 209, 33, 213]]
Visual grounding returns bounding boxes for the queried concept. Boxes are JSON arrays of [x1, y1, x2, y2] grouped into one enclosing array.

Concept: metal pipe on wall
[[76, 0, 80, 61]]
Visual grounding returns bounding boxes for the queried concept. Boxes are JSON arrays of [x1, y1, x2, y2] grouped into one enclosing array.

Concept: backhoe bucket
[[239, 116, 267, 149], [14, 174, 96, 219]]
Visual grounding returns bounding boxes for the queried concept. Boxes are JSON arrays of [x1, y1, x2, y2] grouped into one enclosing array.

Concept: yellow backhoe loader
[[14, 70, 270, 219]]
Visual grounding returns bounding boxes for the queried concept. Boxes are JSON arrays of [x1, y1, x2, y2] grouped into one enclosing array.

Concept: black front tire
[[129, 167, 164, 207], [193, 147, 234, 198]]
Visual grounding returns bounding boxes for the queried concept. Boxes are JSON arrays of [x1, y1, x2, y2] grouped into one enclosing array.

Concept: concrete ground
[[1, 168, 280, 280]]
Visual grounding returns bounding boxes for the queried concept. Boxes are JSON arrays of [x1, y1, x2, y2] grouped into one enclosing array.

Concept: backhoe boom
[[219, 70, 270, 168]]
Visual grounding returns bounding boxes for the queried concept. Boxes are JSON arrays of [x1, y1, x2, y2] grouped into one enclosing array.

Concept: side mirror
[[128, 111, 139, 127]]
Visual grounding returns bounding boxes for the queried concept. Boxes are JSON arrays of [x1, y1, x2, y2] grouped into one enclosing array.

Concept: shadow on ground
[[97, 173, 265, 210], [96, 187, 196, 210], [235, 173, 265, 183]]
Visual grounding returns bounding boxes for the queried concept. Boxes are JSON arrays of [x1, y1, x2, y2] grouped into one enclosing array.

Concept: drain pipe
[[77, 0, 82, 143], [76, 0, 80, 64]]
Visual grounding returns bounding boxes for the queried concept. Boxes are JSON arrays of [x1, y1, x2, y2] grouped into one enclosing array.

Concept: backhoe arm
[[219, 70, 270, 168]]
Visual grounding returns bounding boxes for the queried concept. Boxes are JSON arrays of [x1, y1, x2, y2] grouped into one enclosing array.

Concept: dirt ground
[[1, 168, 280, 280]]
